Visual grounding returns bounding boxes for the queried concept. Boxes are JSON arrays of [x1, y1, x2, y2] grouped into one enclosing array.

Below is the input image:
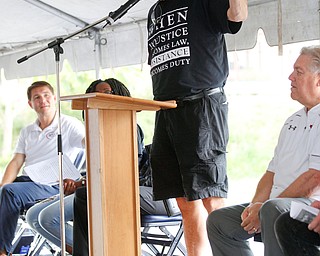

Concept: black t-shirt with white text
[[147, 0, 242, 101]]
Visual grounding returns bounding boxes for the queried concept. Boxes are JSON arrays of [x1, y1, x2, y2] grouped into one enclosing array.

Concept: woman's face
[[95, 82, 113, 94]]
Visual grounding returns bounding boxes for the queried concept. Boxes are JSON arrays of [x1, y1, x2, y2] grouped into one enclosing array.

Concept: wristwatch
[[81, 178, 86, 187]]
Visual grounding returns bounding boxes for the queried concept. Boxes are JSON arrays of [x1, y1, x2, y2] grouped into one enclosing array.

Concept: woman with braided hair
[[72, 78, 171, 255], [85, 78, 131, 96], [84, 78, 144, 160]]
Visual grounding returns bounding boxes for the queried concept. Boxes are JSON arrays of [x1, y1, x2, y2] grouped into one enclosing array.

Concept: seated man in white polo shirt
[[0, 81, 85, 256]]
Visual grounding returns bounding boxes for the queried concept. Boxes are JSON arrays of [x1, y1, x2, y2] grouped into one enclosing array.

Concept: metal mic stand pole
[[52, 40, 67, 256], [16, 0, 142, 254]]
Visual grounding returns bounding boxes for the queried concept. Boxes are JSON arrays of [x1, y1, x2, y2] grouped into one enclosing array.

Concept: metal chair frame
[[141, 214, 187, 256]]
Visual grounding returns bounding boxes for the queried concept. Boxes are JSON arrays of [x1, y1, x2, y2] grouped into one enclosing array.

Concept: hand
[[308, 200, 320, 234], [63, 178, 78, 195], [310, 200, 320, 209], [241, 202, 263, 234]]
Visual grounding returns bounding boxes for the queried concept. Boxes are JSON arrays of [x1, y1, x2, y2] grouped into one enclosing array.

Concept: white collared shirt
[[268, 103, 320, 200], [14, 114, 85, 175]]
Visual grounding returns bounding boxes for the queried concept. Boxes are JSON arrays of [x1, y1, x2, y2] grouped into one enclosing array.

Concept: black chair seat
[[141, 214, 182, 225]]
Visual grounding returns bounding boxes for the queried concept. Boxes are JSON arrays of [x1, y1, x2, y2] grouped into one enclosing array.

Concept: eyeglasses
[[150, 1, 162, 26], [102, 89, 114, 94], [96, 88, 114, 94]]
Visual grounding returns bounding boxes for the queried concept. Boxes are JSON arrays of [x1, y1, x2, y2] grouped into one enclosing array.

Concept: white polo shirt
[[14, 114, 85, 175], [268, 103, 320, 200]]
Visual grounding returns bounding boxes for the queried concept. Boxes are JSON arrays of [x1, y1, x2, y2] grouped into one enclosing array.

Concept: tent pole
[[277, 0, 283, 56], [94, 33, 102, 79]]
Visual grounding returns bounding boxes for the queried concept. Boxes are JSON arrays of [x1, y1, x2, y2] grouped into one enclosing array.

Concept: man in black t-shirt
[[147, 0, 248, 255]]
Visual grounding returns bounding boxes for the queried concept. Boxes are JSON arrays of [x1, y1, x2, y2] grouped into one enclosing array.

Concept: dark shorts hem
[[153, 188, 228, 201], [189, 190, 228, 201]]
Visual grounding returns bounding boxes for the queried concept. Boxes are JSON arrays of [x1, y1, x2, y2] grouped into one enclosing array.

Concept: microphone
[[17, 56, 28, 64], [105, 0, 141, 26]]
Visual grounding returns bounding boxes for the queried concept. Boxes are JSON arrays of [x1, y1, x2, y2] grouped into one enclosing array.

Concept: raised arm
[[228, 0, 248, 22], [0, 153, 25, 186]]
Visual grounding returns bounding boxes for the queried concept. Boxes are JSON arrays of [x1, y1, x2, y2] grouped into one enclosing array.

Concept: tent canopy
[[0, 0, 319, 79]]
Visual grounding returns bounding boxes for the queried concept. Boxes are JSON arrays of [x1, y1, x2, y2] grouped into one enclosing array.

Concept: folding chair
[[11, 204, 61, 256], [11, 206, 38, 255], [141, 214, 187, 256], [11, 149, 86, 255]]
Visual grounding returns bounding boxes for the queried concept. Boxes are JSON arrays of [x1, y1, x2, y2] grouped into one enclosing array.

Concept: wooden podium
[[61, 93, 176, 256]]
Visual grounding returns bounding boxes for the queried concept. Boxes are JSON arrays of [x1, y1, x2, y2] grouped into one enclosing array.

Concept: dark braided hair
[[105, 78, 131, 97], [85, 79, 104, 94], [83, 78, 131, 120], [85, 78, 131, 97]]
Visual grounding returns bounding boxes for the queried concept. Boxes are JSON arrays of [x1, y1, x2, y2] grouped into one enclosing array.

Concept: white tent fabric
[[0, 0, 319, 79], [226, 0, 320, 51], [0, 0, 152, 79]]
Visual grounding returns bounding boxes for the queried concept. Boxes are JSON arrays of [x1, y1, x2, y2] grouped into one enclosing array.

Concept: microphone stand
[[17, 0, 141, 255]]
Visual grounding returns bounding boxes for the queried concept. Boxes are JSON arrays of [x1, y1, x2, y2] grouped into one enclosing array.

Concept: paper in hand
[[24, 156, 81, 185], [290, 201, 320, 224]]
